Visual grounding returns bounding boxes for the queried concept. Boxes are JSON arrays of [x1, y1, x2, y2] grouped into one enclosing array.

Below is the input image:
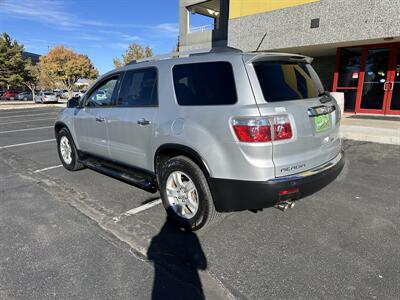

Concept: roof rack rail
[[209, 46, 242, 53], [127, 47, 242, 65]]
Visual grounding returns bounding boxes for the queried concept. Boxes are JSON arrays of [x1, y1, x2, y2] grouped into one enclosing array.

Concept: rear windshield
[[253, 61, 324, 102], [173, 61, 237, 106]]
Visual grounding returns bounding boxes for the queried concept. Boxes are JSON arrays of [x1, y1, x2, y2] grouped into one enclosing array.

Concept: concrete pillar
[[331, 92, 345, 115]]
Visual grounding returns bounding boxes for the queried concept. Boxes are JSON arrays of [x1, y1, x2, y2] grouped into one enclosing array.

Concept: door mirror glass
[[67, 97, 80, 108]]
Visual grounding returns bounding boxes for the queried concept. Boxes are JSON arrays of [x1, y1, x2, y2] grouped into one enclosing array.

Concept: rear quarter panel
[[243, 54, 342, 177]]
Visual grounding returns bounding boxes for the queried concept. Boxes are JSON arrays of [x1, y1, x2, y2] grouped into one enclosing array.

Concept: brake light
[[232, 117, 272, 143], [273, 115, 293, 140], [232, 115, 293, 143]]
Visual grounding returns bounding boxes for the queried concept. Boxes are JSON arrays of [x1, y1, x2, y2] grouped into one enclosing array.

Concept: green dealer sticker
[[314, 114, 331, 132]]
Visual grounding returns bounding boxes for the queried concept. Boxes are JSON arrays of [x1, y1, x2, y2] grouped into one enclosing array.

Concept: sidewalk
[[340, 114, 400, 145]]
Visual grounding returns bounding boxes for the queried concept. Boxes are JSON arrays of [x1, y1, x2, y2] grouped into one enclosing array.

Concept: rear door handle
[[137, 118, 151, 126], [96, 117, 105, 122]]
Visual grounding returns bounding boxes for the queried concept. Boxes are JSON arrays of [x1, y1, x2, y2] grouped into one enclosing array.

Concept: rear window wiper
[[318, 90, 332, 103], [318, 90, 330, 97]]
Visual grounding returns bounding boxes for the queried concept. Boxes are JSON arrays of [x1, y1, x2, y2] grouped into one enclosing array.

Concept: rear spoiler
[[243, 52, 314, 64]]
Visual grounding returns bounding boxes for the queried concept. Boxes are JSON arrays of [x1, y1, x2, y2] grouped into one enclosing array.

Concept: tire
[[56, 128, 84, 171], [158, 156, 220, 231]]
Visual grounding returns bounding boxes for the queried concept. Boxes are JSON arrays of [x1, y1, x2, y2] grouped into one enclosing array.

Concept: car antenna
[[255, 32, 268, 52]]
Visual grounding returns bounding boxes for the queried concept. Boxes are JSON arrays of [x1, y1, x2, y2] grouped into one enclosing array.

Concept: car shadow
[[147, 214, 207, 300]]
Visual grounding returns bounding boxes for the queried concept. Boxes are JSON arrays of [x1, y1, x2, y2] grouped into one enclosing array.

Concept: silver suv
[[55, 48, 344, 230]]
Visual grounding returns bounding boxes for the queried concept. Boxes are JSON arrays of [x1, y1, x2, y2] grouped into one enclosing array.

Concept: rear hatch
[[245, 54, 342, 177]]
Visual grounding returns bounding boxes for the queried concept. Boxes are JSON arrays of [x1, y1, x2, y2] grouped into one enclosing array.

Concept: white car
[[77, 90, 88, 98], [35, 91, 58, 103], [61, 90, 70, 99]]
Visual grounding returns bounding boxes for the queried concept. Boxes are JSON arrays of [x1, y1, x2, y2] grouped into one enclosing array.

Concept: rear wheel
[[158, 156, 220, 231], [56, 128, 84, 171]]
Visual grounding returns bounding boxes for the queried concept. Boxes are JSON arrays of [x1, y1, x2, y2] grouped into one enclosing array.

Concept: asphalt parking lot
[[1, 107, 399, 299]]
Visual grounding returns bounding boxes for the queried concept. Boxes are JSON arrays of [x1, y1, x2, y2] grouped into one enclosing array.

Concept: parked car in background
[[60, 90, 69, 99], [71, 91, 81, 98], [77, 90, 87, 98], [2, 90, 20, 100], [35, 91, 58, 103], [53, 90, 62, 99], [17, 91, 33, 101]]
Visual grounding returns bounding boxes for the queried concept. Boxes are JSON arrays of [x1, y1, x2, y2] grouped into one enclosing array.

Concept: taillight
[[273, 115, 293, 140], [232, 117, 272, 143], [232, 115, 293, 143]]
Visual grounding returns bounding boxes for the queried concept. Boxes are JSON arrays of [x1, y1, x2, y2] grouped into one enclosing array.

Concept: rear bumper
[[208, 151, 345, 212]]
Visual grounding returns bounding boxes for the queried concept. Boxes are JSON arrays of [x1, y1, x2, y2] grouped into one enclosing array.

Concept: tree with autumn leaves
[[1, 33, 98, 99], [22, 60, 40, 101], [40, 45, 98, 98], [113, 43, 153, 68]]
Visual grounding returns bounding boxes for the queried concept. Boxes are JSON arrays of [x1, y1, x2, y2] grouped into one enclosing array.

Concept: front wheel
[[158, 156, 220, 231], [56, 128, 84, 171]]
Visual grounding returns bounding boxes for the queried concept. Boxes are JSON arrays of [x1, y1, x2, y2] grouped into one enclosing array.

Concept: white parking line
[[0, 118, 55, 125], [0, 126, 53, 134], [34, 164, 63, 173], [0, 112, 57, 119], [0, 109, 58, 117], [0, 139, 56, 149], [113, 199, 162, 222]]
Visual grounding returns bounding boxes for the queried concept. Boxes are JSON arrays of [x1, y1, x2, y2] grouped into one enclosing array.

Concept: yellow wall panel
[[229, 0, 320, 19]]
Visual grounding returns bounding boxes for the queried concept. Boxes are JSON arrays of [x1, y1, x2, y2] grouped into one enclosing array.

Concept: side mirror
[[67, 97, 81, 108]]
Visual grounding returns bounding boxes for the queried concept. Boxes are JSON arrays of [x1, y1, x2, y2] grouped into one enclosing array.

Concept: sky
[[0, 0, 180, 74]]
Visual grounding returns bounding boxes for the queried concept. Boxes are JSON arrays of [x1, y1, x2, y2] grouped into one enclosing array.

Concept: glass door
[[385, 46, 400, 115], [357, 47, 392, 114]]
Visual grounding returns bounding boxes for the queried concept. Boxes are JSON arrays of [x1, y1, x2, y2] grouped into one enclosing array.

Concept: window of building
[[337, 48, 362, 88], [253, 61, 324, 102], [187, 0, 220, 33], [342, 89, 357, 112], [189, 13, 215, 32], [117, 68, 158, 107], [173, 62, 237, 106]]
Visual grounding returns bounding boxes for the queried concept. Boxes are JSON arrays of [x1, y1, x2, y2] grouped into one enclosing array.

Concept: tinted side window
[[173, 62, 237, 106], [87, 77, 118, 107], [117, 68, 158, 107], [254, 61, 324, 102]]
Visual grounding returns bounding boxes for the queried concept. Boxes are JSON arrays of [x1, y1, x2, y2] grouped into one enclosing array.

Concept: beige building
[[179, 0, 400, 115]]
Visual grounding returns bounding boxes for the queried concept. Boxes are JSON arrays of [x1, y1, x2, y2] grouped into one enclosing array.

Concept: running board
[[79, 157, 158, 193]]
